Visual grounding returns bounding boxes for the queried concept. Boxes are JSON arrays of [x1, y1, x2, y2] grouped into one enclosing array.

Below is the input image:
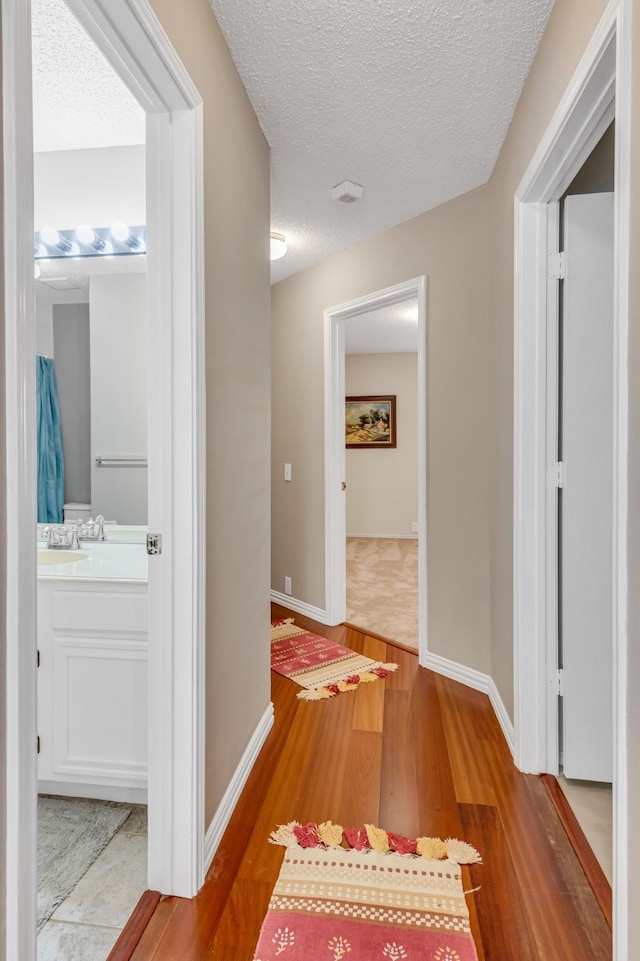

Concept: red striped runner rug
[[271, 619, 398, 700]]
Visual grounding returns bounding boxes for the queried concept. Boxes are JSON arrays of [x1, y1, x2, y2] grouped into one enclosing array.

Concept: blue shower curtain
[[36, 355, 65, 523]]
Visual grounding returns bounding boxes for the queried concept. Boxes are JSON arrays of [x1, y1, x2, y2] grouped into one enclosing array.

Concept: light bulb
[[270, 232, 287, 260], [111, 222, 130, 242], [76, 225, 95, 245], [40, 226, 60, 247]]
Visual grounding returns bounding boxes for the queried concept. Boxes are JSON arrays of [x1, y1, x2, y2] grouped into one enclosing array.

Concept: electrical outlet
[[411, 521, 418, 533], [284, 576, 292, 595]]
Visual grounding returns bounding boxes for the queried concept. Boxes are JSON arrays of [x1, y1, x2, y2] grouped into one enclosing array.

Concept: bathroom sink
[[37, 549, 89, 566]]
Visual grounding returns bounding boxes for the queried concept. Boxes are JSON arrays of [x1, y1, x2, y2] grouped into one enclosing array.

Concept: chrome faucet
[[76, 515, 106, 542], [43, 525, 81, 550]]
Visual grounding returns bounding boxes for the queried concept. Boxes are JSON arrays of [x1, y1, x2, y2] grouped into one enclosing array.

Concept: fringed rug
[[253, 820, 482, 961], [271, 618, 398, 700]]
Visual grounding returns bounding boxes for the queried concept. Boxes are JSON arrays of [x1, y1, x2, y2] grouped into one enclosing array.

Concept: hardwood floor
[[127, 605, 611, 961]]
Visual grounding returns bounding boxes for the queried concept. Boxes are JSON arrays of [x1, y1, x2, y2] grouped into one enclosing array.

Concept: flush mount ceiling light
[[270, 231, 287, 260], [34, 225, 146, 260]]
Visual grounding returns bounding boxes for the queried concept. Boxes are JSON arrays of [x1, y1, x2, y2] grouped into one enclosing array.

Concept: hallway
[[126, 605, 610, 961]]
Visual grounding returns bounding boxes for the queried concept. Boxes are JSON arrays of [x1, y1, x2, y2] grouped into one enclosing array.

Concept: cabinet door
[[52, 638, 148, 785]]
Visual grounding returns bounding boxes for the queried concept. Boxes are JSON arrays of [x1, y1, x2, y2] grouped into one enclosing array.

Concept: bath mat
[[253, 820, 482, 960], [37, 794, 132, 931], [271, 618, 398, 700]]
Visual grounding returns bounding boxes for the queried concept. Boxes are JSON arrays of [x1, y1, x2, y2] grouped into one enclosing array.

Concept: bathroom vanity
[[36, 540, 148, 802]]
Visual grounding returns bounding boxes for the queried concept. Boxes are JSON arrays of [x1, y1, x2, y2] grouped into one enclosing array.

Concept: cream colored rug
[[346, 537, 418, 649]]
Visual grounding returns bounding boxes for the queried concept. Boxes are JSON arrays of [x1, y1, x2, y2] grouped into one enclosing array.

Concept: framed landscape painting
[[345, 395, 397, 449]]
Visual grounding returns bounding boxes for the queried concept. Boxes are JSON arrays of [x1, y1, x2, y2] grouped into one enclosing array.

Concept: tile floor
[[37, 802, 148, 961], [558, 775, 613, 884]]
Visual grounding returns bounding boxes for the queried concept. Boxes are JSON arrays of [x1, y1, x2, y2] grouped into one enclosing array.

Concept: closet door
[[561, 192, 614, 782]]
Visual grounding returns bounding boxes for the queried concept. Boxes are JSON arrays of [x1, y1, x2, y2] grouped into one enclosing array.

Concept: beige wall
[[346, 353, 418, 538], [148, 0, 271, 826], [272, 186, 493, 674]]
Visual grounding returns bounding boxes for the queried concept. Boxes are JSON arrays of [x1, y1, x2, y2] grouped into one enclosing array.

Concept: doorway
[[4, 1, 206, 957], [513, 4, 631, 953], [553, 127, 615, 882], [32, 6, 150, 947], [344, 304, 420, 649], [323, 277, 428, 659]]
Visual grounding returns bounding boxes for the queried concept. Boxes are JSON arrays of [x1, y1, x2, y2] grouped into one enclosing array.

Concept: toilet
[[63, 502, 92, 523]]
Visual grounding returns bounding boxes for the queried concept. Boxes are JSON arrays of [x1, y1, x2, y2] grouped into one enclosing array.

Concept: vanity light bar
[[34, 225, 147, 260]]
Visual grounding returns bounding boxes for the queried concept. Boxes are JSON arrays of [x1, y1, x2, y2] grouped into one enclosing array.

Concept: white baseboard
[[488, 677, 515, 757], [346, 533, 418, 540], [420, 651, 515, 758], [204, 701, 274, 874], [271, 590, 327, 624]]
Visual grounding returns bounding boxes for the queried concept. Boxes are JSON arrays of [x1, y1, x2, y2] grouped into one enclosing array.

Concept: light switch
[[284, 463, 292, 482]]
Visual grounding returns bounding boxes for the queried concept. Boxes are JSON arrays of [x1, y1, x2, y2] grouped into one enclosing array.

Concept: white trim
[[271, 591, 327, 625], [421, 653, 515, 757], [612, 0, 631, 954], [203, 703, 274, 873], [487, 679, 516, 759], [513, 0, 629, 954], [324, 277, 428, 653], [346, 533, 419, 540], [3, 0, 38, 956], [515, 7, 616, 204], [4, 3, 206, 955]]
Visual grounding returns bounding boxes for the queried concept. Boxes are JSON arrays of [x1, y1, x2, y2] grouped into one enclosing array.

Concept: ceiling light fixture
[[34, 225, 146, 261], [40, 226, 72, 251], [111, 222, 141, 248], [76, 224, 106, 250], [270, 231, 287, 260]]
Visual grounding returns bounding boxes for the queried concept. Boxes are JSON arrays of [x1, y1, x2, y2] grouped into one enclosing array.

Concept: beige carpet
[[346, 536, 418, 649]]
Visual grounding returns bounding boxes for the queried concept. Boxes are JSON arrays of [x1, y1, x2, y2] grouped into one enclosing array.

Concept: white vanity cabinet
[[37, 578, 148, 802]]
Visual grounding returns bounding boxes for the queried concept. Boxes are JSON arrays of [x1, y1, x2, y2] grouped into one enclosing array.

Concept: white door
[[561, 192, 614, 781]]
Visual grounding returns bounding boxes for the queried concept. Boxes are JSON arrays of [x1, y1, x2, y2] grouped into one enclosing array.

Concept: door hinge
[[36, 736, 41, 755], [37, 649, 40, 668], [548, 461, 564, 488], [550, 668, 564, 697], [146, 532, 162, 556], [548, 251, 566, 280], [341, 481, 347, 491]]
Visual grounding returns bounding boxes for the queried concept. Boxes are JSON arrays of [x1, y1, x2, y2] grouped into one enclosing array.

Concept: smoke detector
[[331, 180, 364, 203]]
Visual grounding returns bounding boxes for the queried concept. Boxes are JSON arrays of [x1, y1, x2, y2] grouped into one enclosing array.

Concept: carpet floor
[[346, 537, 418, 649], [37, 795, 132, 932]]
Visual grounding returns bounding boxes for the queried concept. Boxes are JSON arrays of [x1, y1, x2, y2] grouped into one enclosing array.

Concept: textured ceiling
[[208, 0, 556, 283], [32, 0, 145, 152], [345, 300, 418, 355], [31, 0, 556, 286]]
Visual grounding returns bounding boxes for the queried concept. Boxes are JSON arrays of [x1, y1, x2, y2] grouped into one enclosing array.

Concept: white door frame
[[513, 0, 630, 953], [324, 276, 428, 660], [3, 1, 206, 957]]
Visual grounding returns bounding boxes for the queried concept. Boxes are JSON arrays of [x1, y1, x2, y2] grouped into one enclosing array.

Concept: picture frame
[[345, 395, 397, 449]]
